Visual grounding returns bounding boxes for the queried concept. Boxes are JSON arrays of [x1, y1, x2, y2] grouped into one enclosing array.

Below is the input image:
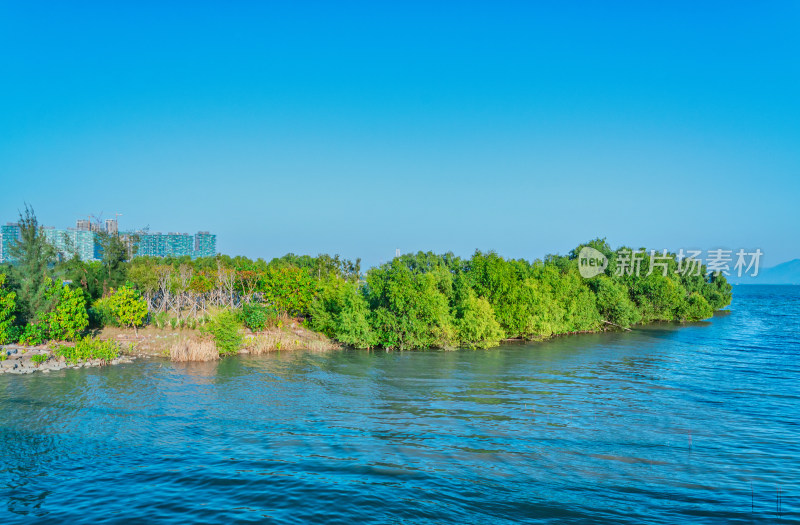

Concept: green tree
[[590, 275, 640, 328], [678, 292, 714, 321], [702, 272, 733, 311], [8, 205, 57, 322], [521, 276, 564, 338], [468, 251, 536, 338], [366, 260, 455, 349], [97, 231, 133, 292], [259, 266, 319, 316], [454, 292, 504, 349], [108, 285, 148, 335], [0, 273, 17, 344], [309, 280, 377, 349]]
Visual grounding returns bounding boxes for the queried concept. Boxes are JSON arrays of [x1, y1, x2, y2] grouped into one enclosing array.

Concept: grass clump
[[169, 338, 218, 362], [31, 353, 48, 366]]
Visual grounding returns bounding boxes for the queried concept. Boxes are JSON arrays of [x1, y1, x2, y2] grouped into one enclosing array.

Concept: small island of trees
[[0, 206, 732, 362]]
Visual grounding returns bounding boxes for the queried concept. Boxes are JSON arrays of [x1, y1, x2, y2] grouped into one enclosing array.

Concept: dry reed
[[169, 338, 219, 362]]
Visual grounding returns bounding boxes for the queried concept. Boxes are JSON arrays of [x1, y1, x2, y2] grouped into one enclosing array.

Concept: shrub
[[204, 311, 243, 356], [240, 303, 275, 332], [259, 266, 319, 316], [591, 276, 641, 329], [366, 262, 455, 350], [19, 317, 49, 346], [3, 325, 22, 345], [679, 292, 713, 321], [88, 296, 117, 328], [455, 293, 504, 349], [31, 353, 48, 366], [309, 281, 377, 349], [48, 285, 89, 341], [54, 336, 120, 364], [108, 285, 148, 335]]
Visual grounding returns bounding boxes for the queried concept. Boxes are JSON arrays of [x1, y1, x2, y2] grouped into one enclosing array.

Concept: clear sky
[[1, 2, 799, 268]]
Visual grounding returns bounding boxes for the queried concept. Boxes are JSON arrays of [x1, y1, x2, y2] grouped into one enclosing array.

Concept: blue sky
[[1, 2, 799, 267]]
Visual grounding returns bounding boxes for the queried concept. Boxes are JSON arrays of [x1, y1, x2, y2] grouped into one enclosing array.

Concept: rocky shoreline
[[0, 346, 136, 375]]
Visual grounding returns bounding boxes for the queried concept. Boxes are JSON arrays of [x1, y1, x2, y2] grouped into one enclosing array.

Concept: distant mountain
[[728, 258, 800, 285]]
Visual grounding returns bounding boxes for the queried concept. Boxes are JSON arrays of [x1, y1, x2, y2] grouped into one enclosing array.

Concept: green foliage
[[679, 292, 714, 321], [521, 277, 565, 338], [306, 244, 733, 349], [309, 280, 377, 349], [48, 285, 89, 341], [8, 205, 58, 322], [268, 253, 361, 282], [205, 311, 243, 356], [54, 336, 120, 364], [590, 276, 641, 328], [366, 260, 455, 350], [468, 251, 535, 338], [88, 295, 117, 328], [703, 273, 733, 311], [152, 311, 169, 329], [240, 303, 277, 332], [0, 273, 17, 344], [97, 231, 133, 287], [259, 266, 319, 316], [107, 285, 148, 334], [31, 353, 48, 366], [19, 317, 49, 346], [2, 210, 734, 352], [454, 293, 504, 349], [628, 273, 683, 322]]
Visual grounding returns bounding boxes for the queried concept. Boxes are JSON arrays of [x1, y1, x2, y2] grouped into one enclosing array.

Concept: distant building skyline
[[0, 215, 217, 263], [43, 227, 102, 262], [133, 231, 217, 259], [0, 223, 22, 264]]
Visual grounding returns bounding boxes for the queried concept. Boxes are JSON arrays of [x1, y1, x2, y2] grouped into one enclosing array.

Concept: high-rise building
[[135, 232, 193, 258], [193, 231, 217, 258], [132, 231, 216, 259], [165, 232, 193, 257], [44, 228, 101, 262], [76, 218, 103, 233], [2, 215, 216, 262], [120, 231, 138, 259], [0, 223, 21, 263]]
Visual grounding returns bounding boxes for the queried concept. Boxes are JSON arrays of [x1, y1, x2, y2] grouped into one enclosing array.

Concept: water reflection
[[0, 286, 798, 523]]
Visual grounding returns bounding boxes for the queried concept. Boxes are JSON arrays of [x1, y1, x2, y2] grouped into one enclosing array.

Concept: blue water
[[1, 286, 798, 523]]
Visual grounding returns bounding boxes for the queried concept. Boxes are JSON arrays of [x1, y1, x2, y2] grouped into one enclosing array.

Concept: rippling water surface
[[1, 285, 798, 523]]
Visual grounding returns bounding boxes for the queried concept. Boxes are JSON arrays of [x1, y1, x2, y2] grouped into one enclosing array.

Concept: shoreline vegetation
[[0, 206, 732, 373]]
